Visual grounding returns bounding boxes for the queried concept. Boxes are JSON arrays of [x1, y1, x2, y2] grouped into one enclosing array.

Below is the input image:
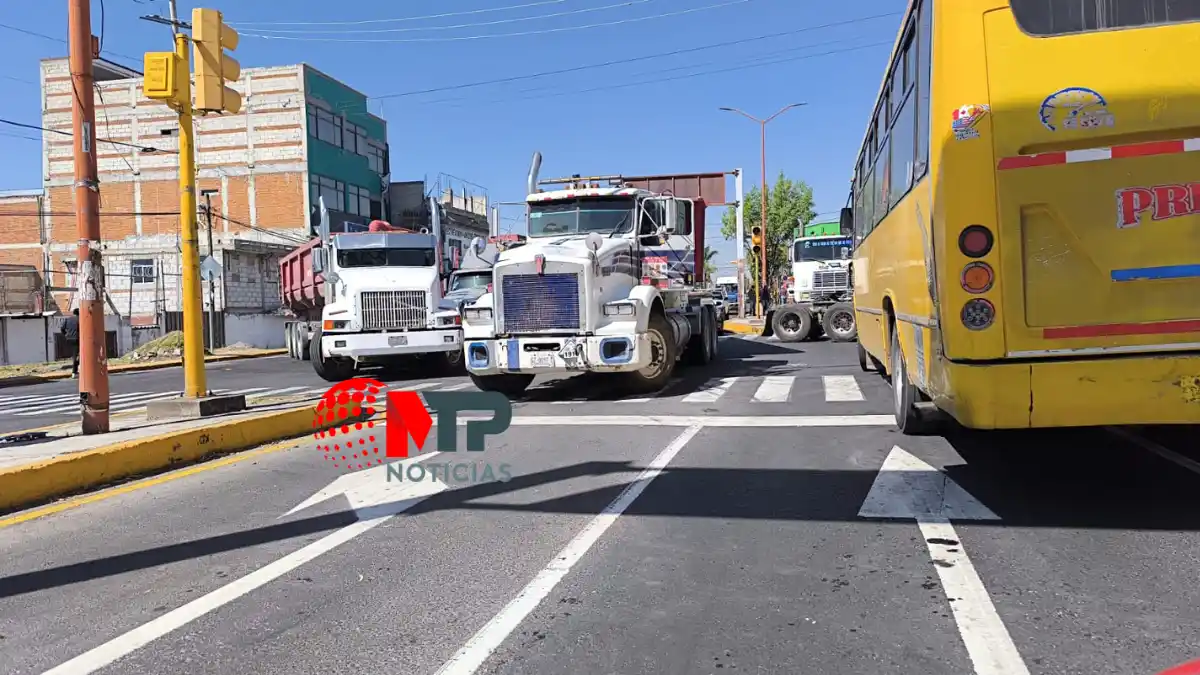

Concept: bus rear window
[[1011, 0, 1200, 35]]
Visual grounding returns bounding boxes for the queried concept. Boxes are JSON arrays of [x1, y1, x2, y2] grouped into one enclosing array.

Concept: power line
[[0, 21, 141, 64], [0, 118, 179, 155], [423, 35, 864, 106], [367, 12, 899, 100], [244, 0, 656, 34], [231, 0, 571, 26], [440, 41, 891, 108], [241, 0, 753, 43], [210, 212, 311, 245]]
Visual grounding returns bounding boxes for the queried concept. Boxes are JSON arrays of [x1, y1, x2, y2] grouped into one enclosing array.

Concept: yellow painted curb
[[0, 401, 342, 514], [722, 320, 764, 336], [0, 349, 288, 388]]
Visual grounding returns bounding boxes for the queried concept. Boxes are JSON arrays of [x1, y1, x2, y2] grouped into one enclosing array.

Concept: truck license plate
[[530, 352, 554, 368], [388, 335, 407, 347]]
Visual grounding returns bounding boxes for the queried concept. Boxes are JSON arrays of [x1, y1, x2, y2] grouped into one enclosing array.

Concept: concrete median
[[722, 318, 765, 336], [0, 400, 344, 514], [0, 348, 288, 390]]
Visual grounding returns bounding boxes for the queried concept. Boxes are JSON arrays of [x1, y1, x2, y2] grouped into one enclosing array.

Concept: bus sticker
[[951, 104, 989, 141], [1115, 183, 1200, 228], [1039, 87, 1116, 132]]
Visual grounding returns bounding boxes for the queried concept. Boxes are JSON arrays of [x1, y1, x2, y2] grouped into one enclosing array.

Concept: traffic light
[[192, 8, 241, 114], [143, 51, 184, 107], [750, 225, 763, 256]]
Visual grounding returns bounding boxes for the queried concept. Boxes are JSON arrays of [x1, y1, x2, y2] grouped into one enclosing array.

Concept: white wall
[[225, 313, 287, 349], [1, 317, 52, 366]]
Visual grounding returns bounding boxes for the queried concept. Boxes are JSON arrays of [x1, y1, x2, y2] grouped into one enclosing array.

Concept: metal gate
[[162, 311, 226, 349]]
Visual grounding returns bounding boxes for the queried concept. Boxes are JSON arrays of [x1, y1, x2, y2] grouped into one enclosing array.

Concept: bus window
[[1010, 0, 1200, 36]]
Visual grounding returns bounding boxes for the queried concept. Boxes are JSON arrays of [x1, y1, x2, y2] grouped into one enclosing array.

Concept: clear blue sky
[[0, 0, 903, 278]]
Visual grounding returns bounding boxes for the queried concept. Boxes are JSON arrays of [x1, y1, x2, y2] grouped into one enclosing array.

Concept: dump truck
[[279, 196, 464, 382]]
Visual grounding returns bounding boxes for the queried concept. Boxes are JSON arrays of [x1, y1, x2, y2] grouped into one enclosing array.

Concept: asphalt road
[[2, 335, 1199, 675]]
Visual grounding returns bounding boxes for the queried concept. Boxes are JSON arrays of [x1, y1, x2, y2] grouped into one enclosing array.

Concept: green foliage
[[703, 245, 718, 282], [720, 172, 816, 284]]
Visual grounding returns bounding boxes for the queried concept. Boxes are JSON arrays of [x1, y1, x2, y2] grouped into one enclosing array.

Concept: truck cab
[[460, 154, 721, 398], [306, 200, 463, 381]]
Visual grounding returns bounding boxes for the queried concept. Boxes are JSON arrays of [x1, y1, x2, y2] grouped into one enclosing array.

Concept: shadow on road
[[3, 422, 1199, 599]]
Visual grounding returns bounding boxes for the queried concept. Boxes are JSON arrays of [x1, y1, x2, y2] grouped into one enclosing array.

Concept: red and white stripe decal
[[998, 138, 1200, 171], [1043, 318, 1200, 340]]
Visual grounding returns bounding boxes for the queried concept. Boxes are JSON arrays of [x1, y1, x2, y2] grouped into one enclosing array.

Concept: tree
[[703, 245, 719, 283], [720, 172, 816, 288]]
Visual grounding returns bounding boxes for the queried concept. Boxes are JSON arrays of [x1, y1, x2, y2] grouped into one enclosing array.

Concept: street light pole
[[719, 103, 805, 319]]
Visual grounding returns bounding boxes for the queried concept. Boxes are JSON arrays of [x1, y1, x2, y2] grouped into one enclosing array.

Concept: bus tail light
[[959, 225, 994, 258], [960, 262, 994, 294], [961, 299, 996, 331]]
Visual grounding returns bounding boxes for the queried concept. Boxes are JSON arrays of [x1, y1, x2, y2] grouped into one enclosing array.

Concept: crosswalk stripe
[[16, 391, 153, 416], [822, 375, 864, 402], [681, 376, 738, 403], [753, 376, 793, 402], [437, 383, 471, 392]]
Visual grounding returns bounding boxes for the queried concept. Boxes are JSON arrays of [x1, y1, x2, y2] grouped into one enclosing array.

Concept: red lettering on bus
[[1116, 183, 1198, 228]]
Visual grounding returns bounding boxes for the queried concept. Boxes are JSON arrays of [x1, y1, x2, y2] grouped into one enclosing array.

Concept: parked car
[[710, 289, 728, 323]]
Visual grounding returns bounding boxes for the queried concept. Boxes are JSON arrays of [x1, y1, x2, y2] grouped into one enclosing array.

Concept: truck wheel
[[440, 348, 466, 376], [310, 331, 356, 382], [822, 302, 858, 342], [708, 308, 721, 360], [297, 325, 311, 361], [771, 305, 813, 343], [890, 326, 929, 435], [626, 311, 677, 393], [469, 372, 535, 398], [685, 307, 714, 366], [285, 326, 296, 359]]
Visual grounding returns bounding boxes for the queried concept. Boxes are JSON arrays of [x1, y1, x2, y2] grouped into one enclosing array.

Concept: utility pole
[[719, 103, 806, 319], [68, 0, 110, 434], [201, 189, 218, 354]]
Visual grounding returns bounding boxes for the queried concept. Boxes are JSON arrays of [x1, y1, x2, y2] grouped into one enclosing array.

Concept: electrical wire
[[245, 0, 658, 35], [367, 12, 899, 100], [210, 212, 312, 245], [439, 41, 891, 109], [231, 0, 572, 26], [94, 83, 139, 175], [0, 21, 141, 64], [0, 118, 179, 154], [241, 0, 753, 43]]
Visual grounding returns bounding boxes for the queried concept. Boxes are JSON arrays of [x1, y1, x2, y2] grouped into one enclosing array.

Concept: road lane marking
[[822, 375, 864, 401], [752, 376, 793, 402], [434, 425, 703, 675], [1107, 427, 1200, 476], [39, 454, 446, 675], [681, 376, 738, 403]]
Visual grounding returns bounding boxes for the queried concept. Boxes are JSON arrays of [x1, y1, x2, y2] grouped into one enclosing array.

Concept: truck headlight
[[602, 301, 635, 317], [463, 307, 493, 322], [322, 320, 350, 330], [437, 314, 462, 327]]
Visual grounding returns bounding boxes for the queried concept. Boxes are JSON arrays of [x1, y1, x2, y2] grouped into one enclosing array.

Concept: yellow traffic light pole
[[144, 8, 239, 401], [750, 225, 764, 319]]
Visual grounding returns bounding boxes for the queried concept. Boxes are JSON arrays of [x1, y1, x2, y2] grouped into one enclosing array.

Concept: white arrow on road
[[858, 446, 1030, 675], [42, 454, 447, 675]]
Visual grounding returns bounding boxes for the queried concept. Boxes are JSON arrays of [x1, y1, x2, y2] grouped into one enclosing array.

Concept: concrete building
[[387, 175, 490, 264], [0, 57, 390, 363]]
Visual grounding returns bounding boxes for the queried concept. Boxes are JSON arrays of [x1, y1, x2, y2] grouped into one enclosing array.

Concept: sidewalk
[[0, 348, 287, 389], [0, 396, 337, 514]]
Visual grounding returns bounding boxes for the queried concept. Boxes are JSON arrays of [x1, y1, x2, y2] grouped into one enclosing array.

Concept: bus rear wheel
[[889, 326, 930, 435]]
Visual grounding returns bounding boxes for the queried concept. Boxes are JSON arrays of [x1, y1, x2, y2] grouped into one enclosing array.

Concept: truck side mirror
[[312, 247, 326, 274], [440, 258, 453, 277], [659, 199, 677, 235], [839, 206, 853, 236]]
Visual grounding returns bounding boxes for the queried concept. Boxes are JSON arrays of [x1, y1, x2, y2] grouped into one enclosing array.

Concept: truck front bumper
[[322, 329, 461, 360], [464, 334, 651, 375]]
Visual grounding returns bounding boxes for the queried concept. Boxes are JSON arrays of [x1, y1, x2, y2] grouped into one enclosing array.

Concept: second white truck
[[459, 153, 722, 397]]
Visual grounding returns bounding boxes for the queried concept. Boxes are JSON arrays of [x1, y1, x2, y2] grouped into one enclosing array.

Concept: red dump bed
[[279, 237, 325, 316]]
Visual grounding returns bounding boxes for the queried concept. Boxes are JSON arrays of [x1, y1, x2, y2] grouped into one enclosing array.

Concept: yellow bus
[[846, 0, 1200, 434]]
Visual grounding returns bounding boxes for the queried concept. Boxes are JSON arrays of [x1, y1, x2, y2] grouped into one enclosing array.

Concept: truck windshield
[[451, 272, 491, 291], [794, 238, 853, 262], [336, 248, 436, 268], [527, 197, 635, 238]]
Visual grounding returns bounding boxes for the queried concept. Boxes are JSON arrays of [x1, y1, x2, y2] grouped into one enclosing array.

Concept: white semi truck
[[459, 153, 723, 397], [280, 196, 464, 382], [762, 232, 858, 343]]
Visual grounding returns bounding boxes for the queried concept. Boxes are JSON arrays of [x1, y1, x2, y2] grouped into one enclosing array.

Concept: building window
[[365, 144, 385, 173], [310, 174, 346, 212], [131, 259, 155, 284], [347, 185, 372, 217], [310, 105, 342, 146]]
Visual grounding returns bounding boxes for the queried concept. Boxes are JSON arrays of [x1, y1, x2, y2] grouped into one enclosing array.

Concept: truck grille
[[812, 270, 849, 293], [501, 273, 581, 332], [360, 290, 427, 330]]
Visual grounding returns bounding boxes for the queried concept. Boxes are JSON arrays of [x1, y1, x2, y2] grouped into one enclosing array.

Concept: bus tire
[[823, 302, 858, 342], [771, 305, 813, 343], [889, 326, 929, 435], [857, 343, 872, 372]]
